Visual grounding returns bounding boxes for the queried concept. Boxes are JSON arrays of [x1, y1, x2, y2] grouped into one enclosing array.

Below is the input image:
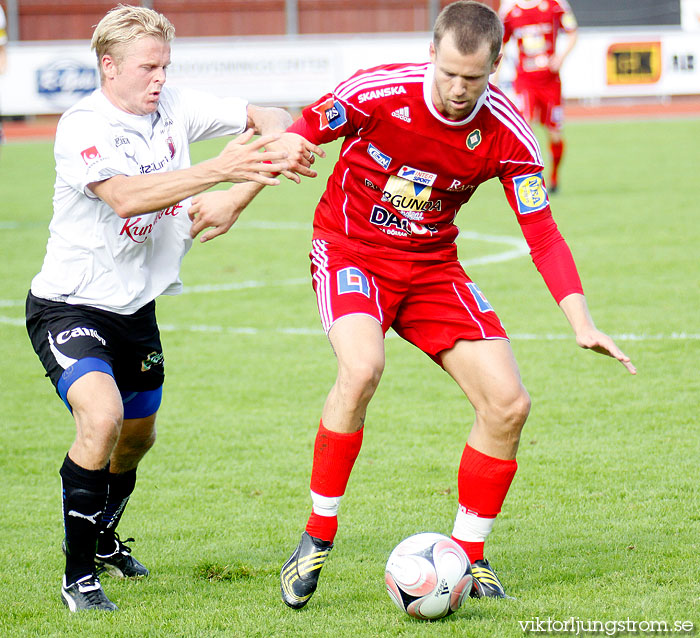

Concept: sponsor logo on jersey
[[466, 129, 482, 150], [466, 282, 494, 313], [119, 204, 183, 243], [56, 326, 107, 346], [391, 106, 411, 123], [141, 351, 164, 372], [382, 174, 441, 220], [312, 97, 347, 130], [364, 178, 380, 191], [397, 165, 437, 186], [513, 172, 548, 214], [447, 179, 476, 194], [357, 85, 407, 103], [80, 146, 101, 164], [140, 154, 172, 174], [337, 267, 370, 298], [370, 205, 438, 238], [367, 143, 392, 170], [114, 136, 129, 148]]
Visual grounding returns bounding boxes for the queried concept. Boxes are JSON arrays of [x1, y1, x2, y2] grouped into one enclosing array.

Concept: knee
[[507, 388, 531, 430], [74, 410, 123, 460], [478, 385, 531, 434], [338, 356, 385, 404], [122, 421, 157, 457]]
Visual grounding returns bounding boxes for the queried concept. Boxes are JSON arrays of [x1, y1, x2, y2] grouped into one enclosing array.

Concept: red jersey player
[[499, 0, 578, 192], [189, 0, 634, 607]]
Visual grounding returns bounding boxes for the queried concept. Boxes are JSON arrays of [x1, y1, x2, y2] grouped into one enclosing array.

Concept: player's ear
[[490, 52, 503, 74], [429, 41, 437, 63], [101, 54, 117, 80]]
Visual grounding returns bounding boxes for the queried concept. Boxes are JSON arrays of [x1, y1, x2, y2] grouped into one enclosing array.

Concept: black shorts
[[26, 292, 165, 403]]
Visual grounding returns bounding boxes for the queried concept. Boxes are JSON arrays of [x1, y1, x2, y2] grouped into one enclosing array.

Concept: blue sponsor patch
[[325, 100, 347, 130], [367, 143, 392, 170], [512, 172, 549, 214], [466, 283, 494, 313], [312, 97, 348, 131], [337, 267, 370, 298]]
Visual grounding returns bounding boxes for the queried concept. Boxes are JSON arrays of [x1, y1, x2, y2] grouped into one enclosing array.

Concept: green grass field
[[1, 117, 698, 638]]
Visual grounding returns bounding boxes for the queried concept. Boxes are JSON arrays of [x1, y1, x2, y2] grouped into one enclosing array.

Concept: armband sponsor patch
[[513, 172, 549, 214], [312, 97, 347, 131]]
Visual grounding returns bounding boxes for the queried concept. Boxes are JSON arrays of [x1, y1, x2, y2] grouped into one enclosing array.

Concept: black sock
[[97, 468, 137, 555], [59, 454, 109, 585]]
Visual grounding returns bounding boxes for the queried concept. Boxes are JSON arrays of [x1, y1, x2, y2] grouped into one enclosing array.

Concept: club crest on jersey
[[166, 137, 175, 159], [337, 267, 370, 298], [312, 97, 347, 131], [367, 143, 392, 170], [513, 172, 549, 214], [397, 165, 437, 187], [80, 146, 101, 164], [466, 129, 482, 150]]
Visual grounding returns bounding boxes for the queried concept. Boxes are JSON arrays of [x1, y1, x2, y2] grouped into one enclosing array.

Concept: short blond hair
[[91, 4, 175, 80]]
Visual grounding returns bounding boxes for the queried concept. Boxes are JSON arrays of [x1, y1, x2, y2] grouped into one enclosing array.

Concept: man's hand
[[574, 326, 637, 375], [214, 129, 291, 185], [559, 293, 636, 375], [265, 132, 326, 183], [189, 183, 261, 243]]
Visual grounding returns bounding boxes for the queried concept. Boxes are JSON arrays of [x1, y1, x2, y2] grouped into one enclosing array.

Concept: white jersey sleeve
[[159, 86, 249, 143], [54, 109, 131, 198]]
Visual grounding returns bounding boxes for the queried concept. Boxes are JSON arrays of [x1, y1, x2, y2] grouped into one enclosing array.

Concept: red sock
[[451, 444, 517, 561], [549, 139, 564, 186], [305, 421, 363, 542]]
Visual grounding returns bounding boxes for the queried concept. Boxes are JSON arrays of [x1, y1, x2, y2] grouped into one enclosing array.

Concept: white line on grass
[[1, 225, 692, 340], [1, 313, 697, 341]]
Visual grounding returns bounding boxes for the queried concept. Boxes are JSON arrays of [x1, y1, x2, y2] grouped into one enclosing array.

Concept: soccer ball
[[385, 532, 472, 620]]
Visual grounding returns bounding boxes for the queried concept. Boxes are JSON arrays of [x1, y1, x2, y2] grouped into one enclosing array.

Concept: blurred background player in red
[[498, 0, 578, 193]]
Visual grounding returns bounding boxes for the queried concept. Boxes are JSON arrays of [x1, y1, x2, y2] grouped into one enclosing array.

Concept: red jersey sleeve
[[519, 213, 583, 303], [499, 163, 583, 303], [287, 90, 364, 145]]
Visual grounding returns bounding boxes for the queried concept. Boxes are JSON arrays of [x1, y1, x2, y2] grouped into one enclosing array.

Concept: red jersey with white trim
[[289, 62, 583, 303], [292, 63, 548, 259], [500, 0, 577, 83]]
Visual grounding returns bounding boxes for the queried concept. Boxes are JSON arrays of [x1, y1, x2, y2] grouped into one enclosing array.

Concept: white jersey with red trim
[[30, 86, 248, 314], [292, 62, 550, 261]]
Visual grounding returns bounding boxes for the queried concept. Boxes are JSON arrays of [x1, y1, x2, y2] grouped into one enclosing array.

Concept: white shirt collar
[[422, 64, 488, 127]]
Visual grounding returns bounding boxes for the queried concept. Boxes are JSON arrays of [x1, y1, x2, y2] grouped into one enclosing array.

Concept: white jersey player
[[25, 4, 321, 613]]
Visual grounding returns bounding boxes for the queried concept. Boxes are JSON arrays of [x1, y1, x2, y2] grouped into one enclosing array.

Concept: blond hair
[[91, 4, 175, 80]]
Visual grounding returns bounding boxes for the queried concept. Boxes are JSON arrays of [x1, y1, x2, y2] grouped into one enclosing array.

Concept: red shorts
[[310, 239, 508, 362], [513, 75, 563, 131]]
